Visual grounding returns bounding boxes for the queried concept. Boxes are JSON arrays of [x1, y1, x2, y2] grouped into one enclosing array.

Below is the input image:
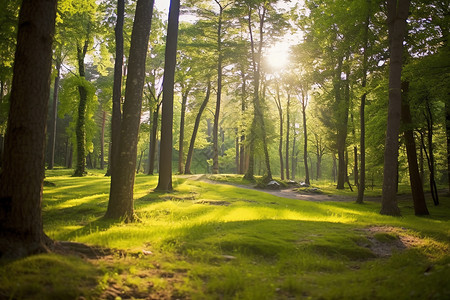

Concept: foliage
[[58, 75, 99, 155]]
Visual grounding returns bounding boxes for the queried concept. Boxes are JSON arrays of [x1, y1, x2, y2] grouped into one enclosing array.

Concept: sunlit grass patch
[[6, 170, 444, 299]]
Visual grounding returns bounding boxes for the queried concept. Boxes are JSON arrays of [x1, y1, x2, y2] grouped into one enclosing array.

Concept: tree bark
[[401, 82, 429, 215], [357, 1, 370, 203], [73, 39, 89, 177], [109, 0, 124, 177], [106, 0, 154, 220], [335, 56, 347, 189], [148, 102, 160, 175], [178, 89, 189, 174], [156, 0, 180, 191], [212, 3, 224, 175], [301, 90, 310, 185], [47, 54, 61, 170], [285, 94, 291, 180], [0, 0, 57, 258], [185, 82, 211, 174], [381, 0, 410, 216], [274, 84, 284, 180], [100, 110, 106, 169], [425, 98, 439, 205]]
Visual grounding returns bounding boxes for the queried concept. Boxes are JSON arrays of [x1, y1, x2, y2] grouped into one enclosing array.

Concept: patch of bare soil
[[53, 242, 188, 299], [357, 226, 424, 257]]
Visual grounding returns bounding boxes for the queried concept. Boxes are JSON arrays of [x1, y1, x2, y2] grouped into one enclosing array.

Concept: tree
[[401, 82, 429, 215], [105, 0, 155, 220], [185, 81, 212, 174], [108, 0, 125, 177], [380, 0, 410, 216], [47, 51, 62, 170], [0, 0, 57, 258], [156, 0, 181, 191]]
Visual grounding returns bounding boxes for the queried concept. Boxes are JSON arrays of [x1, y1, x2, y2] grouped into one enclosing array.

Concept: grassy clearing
[[1, 169, 449, 299]]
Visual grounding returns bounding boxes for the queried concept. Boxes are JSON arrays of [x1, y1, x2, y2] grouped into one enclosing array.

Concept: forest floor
[[1, 170, 449, 299]]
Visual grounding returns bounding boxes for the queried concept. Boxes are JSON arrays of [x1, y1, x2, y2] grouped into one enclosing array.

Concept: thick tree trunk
[[109, 0, 124, 177], [156, 0, 180, 191], [401, 83, 429, 215], [47, 55, 61, 170], [185, 82, 211, 174], [178, 90, 188, 174], [381, 0, 410, 216], [106, 0, 154, 221], [0, 0, 57, 258]]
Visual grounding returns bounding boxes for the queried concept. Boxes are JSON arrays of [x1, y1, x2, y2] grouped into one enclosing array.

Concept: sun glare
[[265, 43, 290, 71]]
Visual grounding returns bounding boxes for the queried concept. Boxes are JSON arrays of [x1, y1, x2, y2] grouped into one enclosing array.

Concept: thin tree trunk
[[106, 0, 154, 220], [446, 100, 450, 194], [401, 82, 429, 215], [148, 103, 160, 175], [100, 110, 106, 169], [156, 0, 180, 191], [239, 70, 246, 174], [48, 55, 61, 170], [212, 3, 224, 175], [301, 91, 310, 185], [274, 84, 284, 180], [335, 56, 346, 189], [184, 83, 211, 174], [285, 94, 290, 180], [73, 39, 89, 177], [0, 0, 57, 258], [291, 131, 296, 180], [357, 0, 370, 204], [425, 99, 439, 205], [381, 0, 410, 216], [178, 90, 188, 174]]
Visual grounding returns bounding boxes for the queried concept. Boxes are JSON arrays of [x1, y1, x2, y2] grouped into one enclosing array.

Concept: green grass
[[1, 169, 449, 299]]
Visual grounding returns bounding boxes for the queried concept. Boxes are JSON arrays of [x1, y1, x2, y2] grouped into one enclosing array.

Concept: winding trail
[[183, 174, 381, 202]]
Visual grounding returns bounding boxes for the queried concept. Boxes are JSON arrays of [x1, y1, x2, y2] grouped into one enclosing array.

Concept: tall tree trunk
[[235, 128, 239, 173], [332, 153, 337, 182], [239, 70, 246, 174], [156, 0, 180, 191], [0, 0, 57, 258], [108, 0, 124, 177], [106, 0, 154, 220], [178, 90, 188, 174], [381, 0, 410, 216], [100, 110, 106, 169], [425, 98, 439, 205], [73, 39, 89, 177], [446, 100, 450, 194], [285, 94, 290, 180], [185, 82, 211, 174], [357, 0, 371, 204], [47, 55, 61, 170], [335, 56, 347, 189], [401, 82, 429, 215], [212, 3, 224, 175], [274, 84, 284, 180], [148, 103, 160, 175], [301, 90, 310, 185], [291, 131, 296, 180]]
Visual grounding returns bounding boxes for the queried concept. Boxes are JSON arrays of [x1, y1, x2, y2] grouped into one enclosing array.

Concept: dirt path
[[183, 174, 380, 202]]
